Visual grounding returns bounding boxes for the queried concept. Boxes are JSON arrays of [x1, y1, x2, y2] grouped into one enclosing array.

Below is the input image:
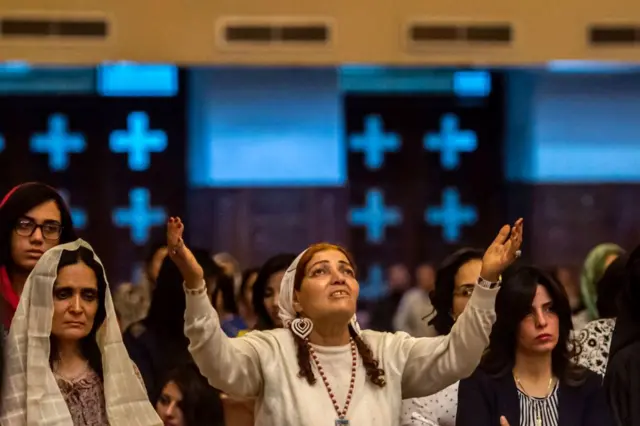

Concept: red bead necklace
[[307, 338, 357, 424]]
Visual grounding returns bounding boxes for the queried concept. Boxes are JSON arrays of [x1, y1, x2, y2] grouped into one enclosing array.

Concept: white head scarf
[[0, 239, 162, 426], [278, 249, 361, 334]]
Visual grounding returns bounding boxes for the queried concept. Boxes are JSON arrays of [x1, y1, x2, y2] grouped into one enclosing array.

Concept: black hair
[[480, 264, 586, 386], [211, 271, 239, 315], [144, 249, 220, 339], [596, 254, 629, 319], [252, 253, 297, 330], [240, 267, 260, 299], [428, 248, 484, 335], [618, 246, 640, 320], [157, 362, 225, 426], [0, 183, 76, 269], [50, 246, 107, 379]]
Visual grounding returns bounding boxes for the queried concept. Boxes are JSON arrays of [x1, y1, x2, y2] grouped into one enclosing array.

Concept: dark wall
[[0, 90, 187, 284]]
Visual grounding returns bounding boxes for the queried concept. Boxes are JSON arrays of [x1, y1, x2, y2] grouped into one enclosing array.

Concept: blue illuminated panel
[[189, 68, 345, 187], [0, 63, 93, 94], [453, 71, 491, 97], [506, 71, 640, 183], [98, 63, 178, 97]]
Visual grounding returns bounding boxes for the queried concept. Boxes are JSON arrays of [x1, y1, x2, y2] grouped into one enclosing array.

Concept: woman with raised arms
[[169, 217, 523, 426]]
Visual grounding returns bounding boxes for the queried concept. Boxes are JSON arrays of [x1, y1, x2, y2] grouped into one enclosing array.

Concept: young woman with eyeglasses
[[401, 248, 484, 426], [0, 183, 76, 328]]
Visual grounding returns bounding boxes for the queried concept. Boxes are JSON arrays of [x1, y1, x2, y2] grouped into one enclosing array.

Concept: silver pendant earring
[[291, 317, 313, 339], [349, 315, 362, 335]]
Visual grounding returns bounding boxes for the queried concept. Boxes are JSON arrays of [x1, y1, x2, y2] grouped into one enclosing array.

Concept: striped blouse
[[517, 382, 559, 426]]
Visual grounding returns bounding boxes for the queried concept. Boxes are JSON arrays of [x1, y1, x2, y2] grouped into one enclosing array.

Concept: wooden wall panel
[[187, 188, 349, 268], [3, 0, 640, 64], [522, 184, 640, 266]]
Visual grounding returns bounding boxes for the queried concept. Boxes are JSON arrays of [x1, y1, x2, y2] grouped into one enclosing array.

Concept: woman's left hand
[[479, 218, 524, 282]]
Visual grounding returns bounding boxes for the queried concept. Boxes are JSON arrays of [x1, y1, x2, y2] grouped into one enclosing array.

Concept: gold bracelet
[[183, 281, 207, 296]]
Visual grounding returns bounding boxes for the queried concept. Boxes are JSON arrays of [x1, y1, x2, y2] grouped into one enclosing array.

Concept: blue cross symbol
[[30, 114, 86, 171], [424, 114, 477, 170], [349, 188, 402, 244], [109, 112, 167, 171], [349, 115, 401, 170], [0, 134, 4, 153], [425, 187, 478, 243], [58, 189, 87, 230], [359, 264, 386, 300], [112, 188, 166, 245]]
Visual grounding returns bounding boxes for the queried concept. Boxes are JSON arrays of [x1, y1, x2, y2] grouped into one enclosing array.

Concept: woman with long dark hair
[[0, 240, 160, 425], [123, 248, 224, 402], [238, 267, 260, 329], [401, 248, 484, 426], [155, 363, 225, 426], [212, 271, 247, 337], [457, 265, 610, 426], [252, 253, 298, 330], [0, 183, 76, 328], [603, 244, 640, 425]]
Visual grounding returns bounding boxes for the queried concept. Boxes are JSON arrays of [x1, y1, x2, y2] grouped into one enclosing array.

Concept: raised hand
[[167, 217, 204, 286], [500, 416, 510, 426], [480, 218, 524, 282]]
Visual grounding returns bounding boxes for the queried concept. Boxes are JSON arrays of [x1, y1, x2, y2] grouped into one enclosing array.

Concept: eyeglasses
[[14, 218, 63, 240]]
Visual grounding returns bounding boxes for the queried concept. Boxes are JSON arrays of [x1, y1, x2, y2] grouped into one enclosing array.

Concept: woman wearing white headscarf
[[171, 217, 523, 426], [0, 239, 161, 426]]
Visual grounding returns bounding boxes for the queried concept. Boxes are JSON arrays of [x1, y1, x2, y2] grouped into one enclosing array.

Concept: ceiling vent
[[0, 16, 109, 39], [407, 21, 513, 49], [589, 25, 640, 45], [217, 18, 332, 49]]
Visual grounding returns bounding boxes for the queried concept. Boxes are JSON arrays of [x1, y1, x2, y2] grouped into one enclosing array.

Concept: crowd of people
[[0, 182, 637, 425]]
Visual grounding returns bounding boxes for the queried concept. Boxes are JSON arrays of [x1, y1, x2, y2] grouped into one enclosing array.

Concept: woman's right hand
[[479, 218, 524, 282], [167, 217, 204, 287]]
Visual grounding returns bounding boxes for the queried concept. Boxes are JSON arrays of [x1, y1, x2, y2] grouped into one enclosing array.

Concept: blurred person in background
[[369, 263, 412, 332], [0, 240, 161, 425], [124, 249, 222, 403], [238, 267, 260, 329], [212, 270, 248, 337], [0, 182, 76, 328], [576, 255, 630, 377], [578, 243, 625, 328], [156, 363, 225, 426], [114, 241, 168, 332], [213, 252, 243, 299], [550, 266, 582, 321], [252, 253, 298, 330], [218, 254, 297, 426], [394, 262, 437, 337], [457, 265, 610, 426], [401, 248, 484, 426], [603, 244, 640, 426]]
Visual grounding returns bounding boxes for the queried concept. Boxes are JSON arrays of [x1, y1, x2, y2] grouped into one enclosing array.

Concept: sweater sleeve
[[184, 289, 264, 398], [397, 285, 497, 399]]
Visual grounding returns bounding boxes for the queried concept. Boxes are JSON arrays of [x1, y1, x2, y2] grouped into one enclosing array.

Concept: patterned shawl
[[0, 239, 162, 426]]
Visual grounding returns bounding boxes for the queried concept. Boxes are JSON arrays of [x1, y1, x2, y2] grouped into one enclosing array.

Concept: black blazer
[[457, 368, 612, 426]]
